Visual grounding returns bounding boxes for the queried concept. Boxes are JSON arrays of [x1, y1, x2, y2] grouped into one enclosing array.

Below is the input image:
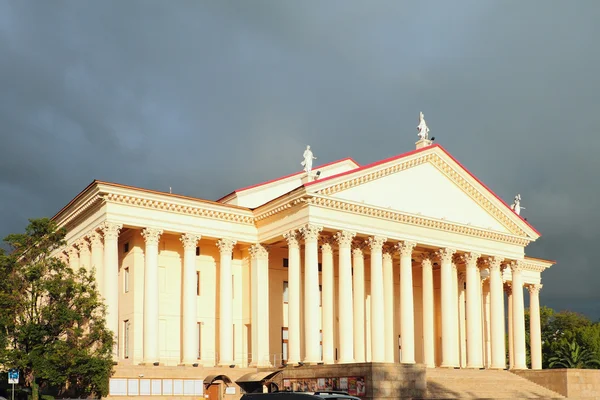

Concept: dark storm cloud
[[1, 1, 599, 318]]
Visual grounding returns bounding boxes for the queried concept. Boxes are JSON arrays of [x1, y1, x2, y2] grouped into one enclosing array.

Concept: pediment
[[306, 145, 539, 239]]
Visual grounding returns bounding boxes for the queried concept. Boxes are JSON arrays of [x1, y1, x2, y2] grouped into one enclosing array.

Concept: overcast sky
[[1, 1, 599, 320]]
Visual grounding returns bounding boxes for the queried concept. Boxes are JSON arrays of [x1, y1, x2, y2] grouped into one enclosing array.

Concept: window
[[195, 246, 200, 256], [124, 267, 129, 293], [124, 320, 130, 359], [283, 258, 289, 268], [197, 322, 202, 359], [318, 263, 322, 272], [282, 328, 289, 364], [196, 271, 200, 296], [283, 281, 289, 303], [319, 285, 322, 306], [124, 242, 129, 253]]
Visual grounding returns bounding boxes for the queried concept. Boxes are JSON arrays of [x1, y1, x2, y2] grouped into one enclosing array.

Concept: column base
[[249, 362, 273, 368], [218, 362, 236, 367], [337, 359, 356, 364], [466, 365, 484, 369], [179, 361, 201, 367], [401, 360, 416, 365], [139, 361, 160, 366], [490, 364, 506, 370]]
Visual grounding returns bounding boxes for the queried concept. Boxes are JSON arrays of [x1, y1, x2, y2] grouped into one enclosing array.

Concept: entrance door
[[206, 384, 220, 400]]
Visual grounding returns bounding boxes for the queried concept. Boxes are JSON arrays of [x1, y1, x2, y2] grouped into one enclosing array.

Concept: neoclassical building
[[53, 139, 552, 388]]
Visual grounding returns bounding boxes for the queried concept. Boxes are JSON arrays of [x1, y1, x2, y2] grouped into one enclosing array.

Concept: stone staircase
[[423, 368, 565, 399]]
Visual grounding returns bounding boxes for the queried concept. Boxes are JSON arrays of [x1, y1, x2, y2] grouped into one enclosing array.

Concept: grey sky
[[1, 1, 599, 319]]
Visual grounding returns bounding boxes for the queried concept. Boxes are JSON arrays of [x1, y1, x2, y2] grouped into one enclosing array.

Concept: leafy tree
[[0, 218, 113, 399], [548, 338, 600, 369]]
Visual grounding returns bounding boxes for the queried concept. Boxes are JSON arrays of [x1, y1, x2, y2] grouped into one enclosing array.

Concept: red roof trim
[[224, 157, 360, 196], [305, 144, 541, 237]]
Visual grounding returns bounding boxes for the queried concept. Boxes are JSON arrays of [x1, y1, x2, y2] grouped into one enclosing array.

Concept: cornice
[[313, 150, 530, 238], [58, 194, 104, 230]]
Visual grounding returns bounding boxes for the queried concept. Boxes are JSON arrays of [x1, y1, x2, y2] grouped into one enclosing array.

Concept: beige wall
[[513, 369, 600, 400]]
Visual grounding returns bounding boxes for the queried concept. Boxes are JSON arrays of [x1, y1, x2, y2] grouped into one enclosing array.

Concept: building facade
[[52, 142, 552, 389]]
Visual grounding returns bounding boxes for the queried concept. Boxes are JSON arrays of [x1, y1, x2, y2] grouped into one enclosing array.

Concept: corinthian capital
[[483, 256, 504, 271], [90, 231, 103, 247], [142, 228, 163, 246], [99, 221, 122, 240], [300, 224, 323, 242], [527, 284, 543, 295], [510, 260, 524, 273], [216, 238, 236, 254], [283, 230, 299, 248], [334, 230, 356, 248], [462, 252, 481, 268], [249, 243, 269, 260], [320, 236, 335, 254], [180, 233, 201, 250], [77, 238, 91, 254], [436, 247, 456, 264], [68, 246, 79, 258], [395, 241, 416, 257], [382, 246, 393, 263], [366, 236, 387, 251], [420, 252, 435, 268]]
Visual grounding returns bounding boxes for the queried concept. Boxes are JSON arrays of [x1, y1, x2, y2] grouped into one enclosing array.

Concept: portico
[[51, 139, 553, 379]]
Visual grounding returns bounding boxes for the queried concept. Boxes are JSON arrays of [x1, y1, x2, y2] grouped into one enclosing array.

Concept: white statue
[[417, 111, 430, 140], [510, 194, 526, 215], [301, 145, 316, 174]]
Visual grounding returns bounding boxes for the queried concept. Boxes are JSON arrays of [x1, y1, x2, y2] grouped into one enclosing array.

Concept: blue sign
[[8, 368, 18, 384]]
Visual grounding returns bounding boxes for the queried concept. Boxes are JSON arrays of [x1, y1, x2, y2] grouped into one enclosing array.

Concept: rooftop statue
[[417, 111, 430, 140], [301, 145, 317, 174], [510, 194, 526, 215]]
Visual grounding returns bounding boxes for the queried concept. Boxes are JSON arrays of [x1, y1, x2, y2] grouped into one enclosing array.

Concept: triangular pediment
[[305, 145, 539, 239]]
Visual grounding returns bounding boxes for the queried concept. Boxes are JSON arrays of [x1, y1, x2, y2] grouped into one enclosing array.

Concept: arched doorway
[[203, 374, 233, 400]]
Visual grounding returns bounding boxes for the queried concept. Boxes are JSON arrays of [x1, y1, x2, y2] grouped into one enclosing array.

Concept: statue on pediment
[[301, 145, 316, 174], [511, 194, 526, 215], [417, 111, 430, 140]]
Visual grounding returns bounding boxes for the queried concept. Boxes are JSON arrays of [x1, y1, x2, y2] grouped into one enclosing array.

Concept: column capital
[[142, 228, 163, 246], [284, 230, 300, 248], [462, 252, 481, 267], [320, 237, 335, 254], [419, 252, 435, 268], [216, 238, 237, 254], [90, 231, 104, 247], [334, 230, 356, 248], [382, 246, 393, 263], [395, 240, 416, 257], [76, 238, 90, 252], [300, 224, 323, 242], [366, 236, 387, 251], [99, 221, 122, 240], [351, 240, 366, 255], [510, 260, 525, 273], [527, 284, 543, 294], [68, 246, 79, 257], [482, 256, 504, 271], [180, 233, 201, 250], [249, 243, 269, 260], [436, 247, 456, 263]]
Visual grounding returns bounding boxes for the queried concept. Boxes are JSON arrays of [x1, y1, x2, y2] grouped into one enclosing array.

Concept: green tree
[[548, 338, 600, 369], [0, 218, 113, 399]]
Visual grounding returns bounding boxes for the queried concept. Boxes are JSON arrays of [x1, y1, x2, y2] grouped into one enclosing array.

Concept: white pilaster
[[528, 284, 543, 370], [464, 252, 483, 368], [216, 238, 236, 365], [320, 238, 335, 364], [100, 221, 122, 357], [488, 257, 505, 369], [421, 253, 435, 368], [506, 283, 514, 369], [284, 231, 301, 365], [438, 247, 458, 368], [300, 224, 323, 363], [352, 244, 366, 363], [335, 230, 355, 363], [382, 247, 395, 363], [511, 262, 527, 369], [367, 236, 386, 362], [180, 233, 201, 364], [142, 227, 163, 364], [250, 243, 271, 367], [90, 231, 104, 297], [397, 241, 417, 364]]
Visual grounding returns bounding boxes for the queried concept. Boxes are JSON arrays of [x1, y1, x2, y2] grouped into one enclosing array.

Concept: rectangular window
[[196, 271, 201, 296], [283, 258, 289, 268], [124, 267, 129, 293], [124, 242, 129, 253], [318, 263, 322, 272], [124, 320, 130, 359], [319, 285, 322, 306], [282, 328, 289, 364], [197, 322, 202, 359], [283, 281, 289, 303], [195, 246, 200, 256]]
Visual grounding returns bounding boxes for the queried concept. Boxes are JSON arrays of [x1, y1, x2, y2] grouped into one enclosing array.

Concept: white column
[[382, 247, 395, 363], [458, 272, 467, 368], [452, 259, 460, 361], [216, 238, 236, 365], [320, 238, 335, 364], [482, 279, 492, 368], [438, 247, 458, 367], [335, 230, 355, 363], [367, 236, 387, 362], [284, 231, 301, 365], [100, 221, 122, 357], [352, 244, 366, 363], [397, 241, 416, 364], [142, 227, 163, 364], [300, 224, 323, 363], [68, 246, 80, 271], [78, 238, 92, 271], [488, 257, 506, 369], [421, 253, 435, 368], [250, 243, 271, 367], [529, 284, 543, 370], [511, 261, 527, 369], [180, 233, 201, 364], [506, 284, 514, 369], [464, 252, 483, 368], [90, 232, 104, 297]]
